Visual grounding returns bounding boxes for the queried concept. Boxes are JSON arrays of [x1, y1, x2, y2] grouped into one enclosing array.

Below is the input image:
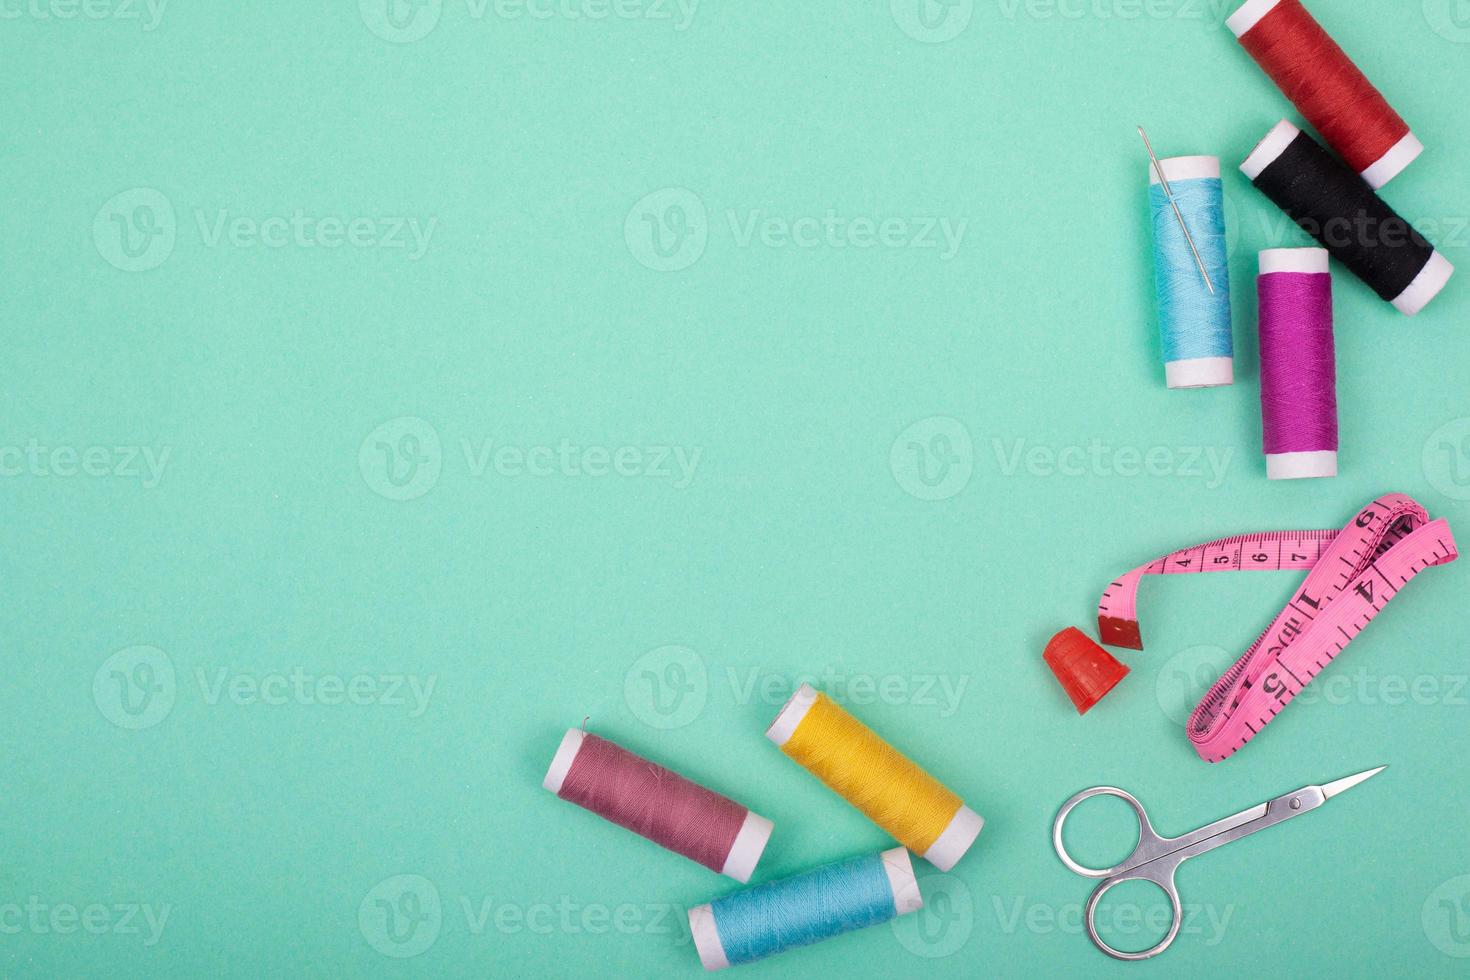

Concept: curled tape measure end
[[1098, 617, 1143, 650]]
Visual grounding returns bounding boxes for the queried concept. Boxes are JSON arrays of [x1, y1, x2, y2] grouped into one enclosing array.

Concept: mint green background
[[5, 1, 1470, 976]]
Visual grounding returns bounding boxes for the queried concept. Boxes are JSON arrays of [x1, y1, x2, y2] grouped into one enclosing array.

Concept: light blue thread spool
[[1149, 155, 1234, 389], [687, 847, 922, 970]]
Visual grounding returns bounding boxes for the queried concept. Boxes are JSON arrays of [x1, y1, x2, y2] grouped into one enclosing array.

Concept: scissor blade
[[1321, 766, 1387, 799]]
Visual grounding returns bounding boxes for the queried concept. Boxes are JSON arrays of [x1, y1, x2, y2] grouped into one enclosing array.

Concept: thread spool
[[766, 684, 982, 871], [1258, 248, 1338, 480], [1227, 0, 1419, 188], [687, 847, 922, 970], [1148, 155, 1234, 389], [1242, 120, 1454, 316], [543, 729, 772, 882]]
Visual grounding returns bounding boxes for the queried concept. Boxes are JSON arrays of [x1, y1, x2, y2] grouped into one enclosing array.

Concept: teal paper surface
[[4, 2, 1470, 976]]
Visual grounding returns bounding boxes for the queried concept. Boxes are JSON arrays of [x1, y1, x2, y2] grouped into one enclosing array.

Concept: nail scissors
[[1051, 767, 1384, 960]]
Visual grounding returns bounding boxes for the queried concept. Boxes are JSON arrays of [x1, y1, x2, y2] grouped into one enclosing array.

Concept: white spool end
[[543, 727, 585, 794], [688, 904, 728, 972], [1148, 154, 1221, 185], [1260, 247, 1329, 275], [720, 811, 773, 883], [1267, 451, 1339, 480], [1225, 0, 1281, 37], [1166, 357, 1234, 390], [881, 847, 924, 916], [1361, 131, 1423, 190], [765, 683, 819, 747], [1392, 251, 1455, 316], [1241, 120, 1300, 181], [920, 805, 984, 872]]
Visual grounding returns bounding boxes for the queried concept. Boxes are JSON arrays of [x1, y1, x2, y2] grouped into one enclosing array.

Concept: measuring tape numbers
[[1096, 494, 1457, 762]]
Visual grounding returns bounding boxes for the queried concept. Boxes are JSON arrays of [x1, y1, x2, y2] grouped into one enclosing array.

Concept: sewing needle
[[1138, 126, 1216, 295]]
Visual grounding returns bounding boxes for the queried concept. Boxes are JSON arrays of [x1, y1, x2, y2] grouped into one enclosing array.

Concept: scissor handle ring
[[1051, 786, 1159, 878], [1084, 874, 1183, 961]]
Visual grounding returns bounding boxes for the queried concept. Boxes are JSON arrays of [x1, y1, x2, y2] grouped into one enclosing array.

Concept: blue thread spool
[[1148, 155, 1234, 389], [688, 847, 921, 970]]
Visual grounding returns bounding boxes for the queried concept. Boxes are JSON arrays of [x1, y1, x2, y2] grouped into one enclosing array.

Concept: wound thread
[[766, 685, 982, 870], [688, 847, 921, 970], [1228, 0, 1418, 187], [1258, 248, 1338, 480], [1148, 155, 1234, 389], [1242, 120, 1454, 316], [544, 729, 772, 881]]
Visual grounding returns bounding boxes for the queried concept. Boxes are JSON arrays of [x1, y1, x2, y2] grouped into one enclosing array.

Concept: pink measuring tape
[[1096, 494, 1457, 763]]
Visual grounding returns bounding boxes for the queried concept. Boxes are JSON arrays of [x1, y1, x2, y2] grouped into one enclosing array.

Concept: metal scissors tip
[[1322, 766, 1387, 799]]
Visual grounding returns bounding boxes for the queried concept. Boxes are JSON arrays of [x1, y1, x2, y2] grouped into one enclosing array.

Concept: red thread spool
[[544, 729, 773, 881], [1228, 0, 1420, 188]]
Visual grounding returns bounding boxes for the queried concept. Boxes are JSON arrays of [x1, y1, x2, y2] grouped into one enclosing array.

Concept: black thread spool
[[1241, 120, 1454, 316]]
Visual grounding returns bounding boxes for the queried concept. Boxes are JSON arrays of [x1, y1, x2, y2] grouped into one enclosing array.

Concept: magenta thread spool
[[1257, 248, 1338, 479], [543, 729, 773, 882]]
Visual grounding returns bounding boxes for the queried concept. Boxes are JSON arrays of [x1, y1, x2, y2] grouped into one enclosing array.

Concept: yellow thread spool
[[766, 684, 983, 871]]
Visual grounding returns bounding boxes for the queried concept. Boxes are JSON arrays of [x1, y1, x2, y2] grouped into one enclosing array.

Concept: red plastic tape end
[[1045, 627, 1130, 715], [1098, 616, 1143, 650]]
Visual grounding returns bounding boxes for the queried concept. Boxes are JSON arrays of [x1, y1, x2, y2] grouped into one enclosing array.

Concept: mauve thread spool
[[544, 729, 773, 882], [1242, 120, 1454, 316], [1227, 0, 1420, 188], [1258, 248, 1338, 480]]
